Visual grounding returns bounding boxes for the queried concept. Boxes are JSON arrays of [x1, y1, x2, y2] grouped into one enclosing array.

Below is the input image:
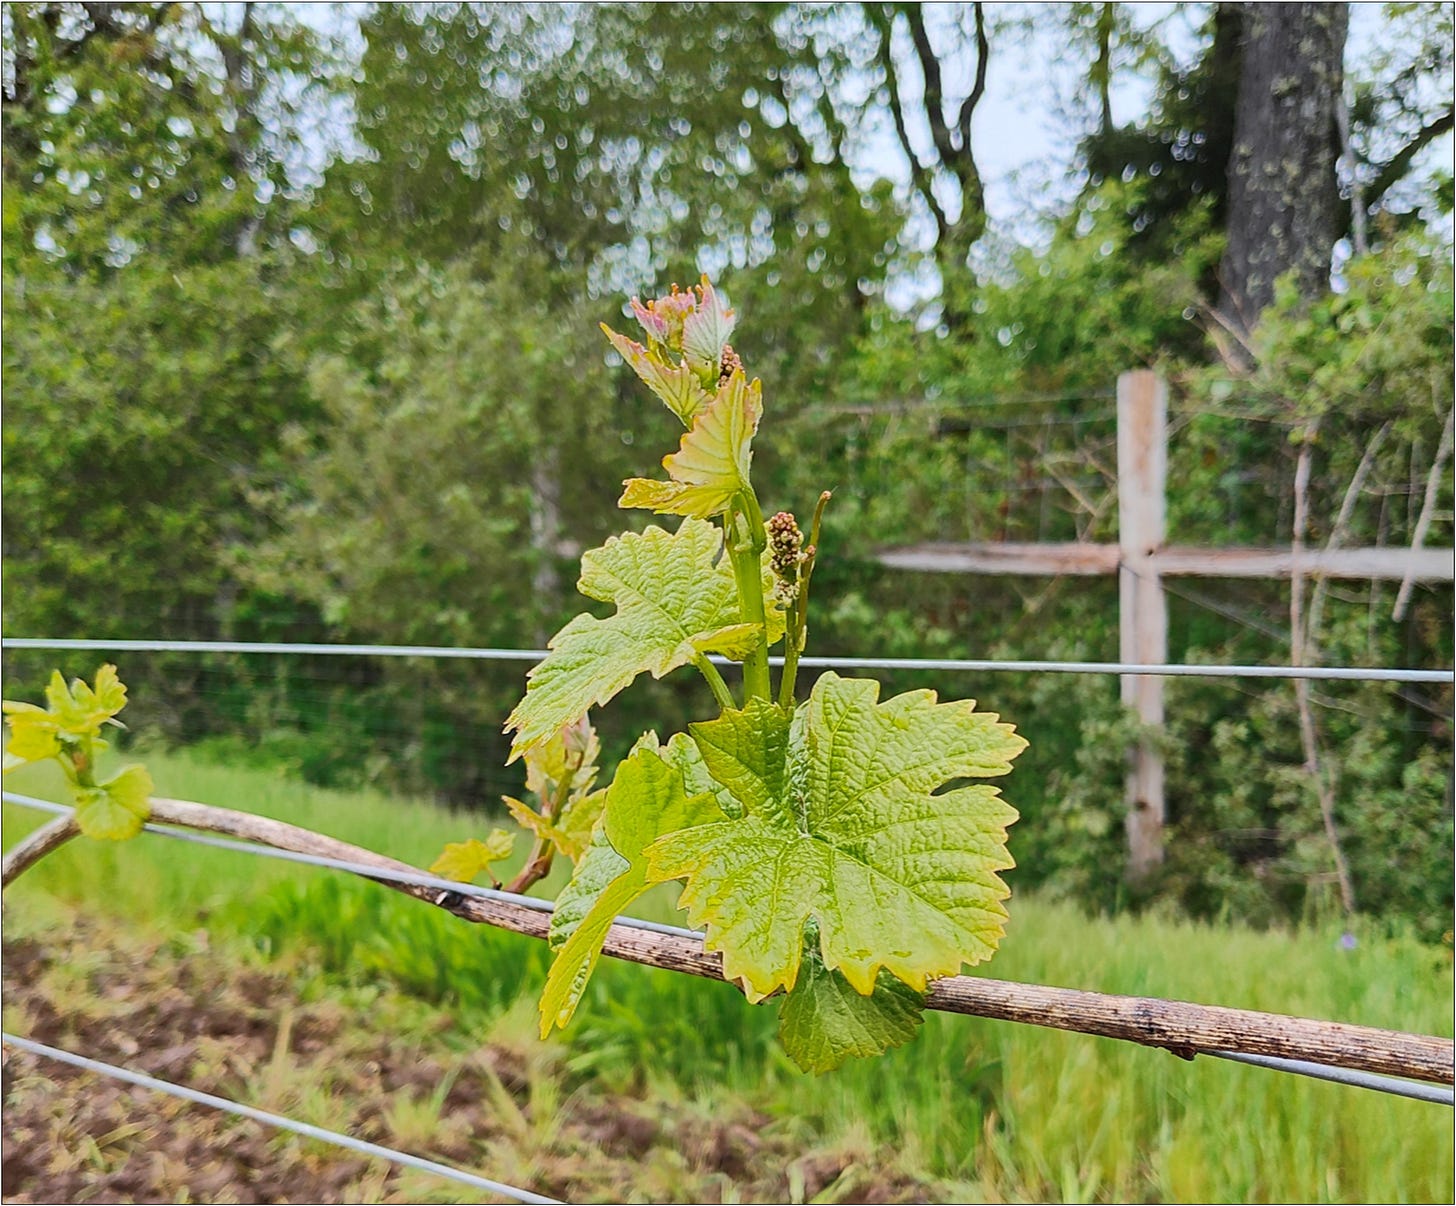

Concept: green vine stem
[[692, 651, 737, 711], [505, 745, 585, 894], [728, 487, 771, 701]]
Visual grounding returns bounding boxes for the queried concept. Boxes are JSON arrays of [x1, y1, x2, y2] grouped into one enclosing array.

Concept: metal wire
[[4, 637, 1450, 684], [5, 792, 1450, 1105], [0, 1033, 562, 1204], [1205, 1049, 1454, 1106]]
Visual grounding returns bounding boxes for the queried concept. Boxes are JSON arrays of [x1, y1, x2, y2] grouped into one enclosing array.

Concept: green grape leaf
[[71, 664, 127, 722], [506, 519, 781, 759], [601, 325, 713, 425], [556, 788, 608, 858], [75, 764, 153, 841], [657, 727, 744, 820], [539, 748, 722, 1037], [619, 372, 762, 519], [5, 664, 132, 769], [646, 672, 1026, 1001], [778, 941, 926, 1073], [430, 830, 516, 883]]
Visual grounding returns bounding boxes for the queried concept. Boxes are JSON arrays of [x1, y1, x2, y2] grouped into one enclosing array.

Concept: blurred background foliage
[[3, 2, 1452, 936]]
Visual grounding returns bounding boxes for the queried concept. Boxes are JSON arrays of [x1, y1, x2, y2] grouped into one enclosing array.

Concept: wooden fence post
[[1117, 371, 1168, 881]]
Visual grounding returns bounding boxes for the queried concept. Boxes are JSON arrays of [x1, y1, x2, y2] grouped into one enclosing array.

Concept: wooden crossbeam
[[876, 542, 1454, 581]]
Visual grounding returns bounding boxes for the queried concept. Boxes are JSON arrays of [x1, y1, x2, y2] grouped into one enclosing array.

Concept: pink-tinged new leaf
[[630, 297, 671, 345], [681, 275, 736, 377]]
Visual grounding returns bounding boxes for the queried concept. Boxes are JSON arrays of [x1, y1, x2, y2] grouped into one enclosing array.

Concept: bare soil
[[2, 920, 935, 1204]]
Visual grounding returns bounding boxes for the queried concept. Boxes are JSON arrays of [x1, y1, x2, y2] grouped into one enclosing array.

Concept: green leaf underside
[[548, 823, 630, 953], [506, 519, 784, 759], [602, 326, 712, 425], [74, 764, 152, 841], [539, 746, 723, 1037], [778, 946, 926, 1073], [645, 672, 1026, 1001], [619, 372, 762, 519]]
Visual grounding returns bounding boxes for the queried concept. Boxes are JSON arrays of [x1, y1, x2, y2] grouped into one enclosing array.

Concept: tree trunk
[[1217, 3, 1348, 338]]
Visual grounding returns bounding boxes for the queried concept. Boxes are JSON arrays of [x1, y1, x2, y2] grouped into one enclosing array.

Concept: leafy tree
[[1081, 2, 1452, 330], [1, 3, 339, 741], [249, 250, 645, 650], [1346, 2, 1455, 226], [3, 3, 336, 271], [319, 2, 903, 399]]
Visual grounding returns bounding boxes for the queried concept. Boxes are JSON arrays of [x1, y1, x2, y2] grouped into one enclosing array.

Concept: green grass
[[5, 750, 1452, 1203]]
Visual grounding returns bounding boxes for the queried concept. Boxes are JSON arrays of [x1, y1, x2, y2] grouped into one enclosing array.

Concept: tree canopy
[[3, 1, 1451, 933]]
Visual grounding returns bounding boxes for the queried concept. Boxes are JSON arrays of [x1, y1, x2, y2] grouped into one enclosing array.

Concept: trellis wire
[[0, 1033, 561, 1204], [4, 638, 1450, 684], [1207, 1050, 1453, 1106], [5, 792, 1450, 1106]]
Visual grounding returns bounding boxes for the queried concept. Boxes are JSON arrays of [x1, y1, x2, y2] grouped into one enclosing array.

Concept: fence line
[[4, 638, 1451, 684], [5, 791, 1451, 1102], [0, 1033, 560, 1205]]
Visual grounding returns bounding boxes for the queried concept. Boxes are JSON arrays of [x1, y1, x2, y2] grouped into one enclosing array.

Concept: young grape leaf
[[430, 830, 517, 883], [645, 672, 1026, 1001], [504, 788, 605, 863], [46, 666, 128, 735], [74, 764, 153, 841], [523, 716, 600, 801], [629, 297, 672, 346], [544, 738, 662, 953], [4, 664, 131, 769], [679, 276, 736, 379], [548, 822, 629, 953], [778, 938, 926, 1073], [539, 747, 722, 1037], [655, 726, 744, 821], [504, 716, 606, 862], [2, 704, 63, 766], [619, 372, 762, 519], [505, 519, 781, 759], [601, 325, 714, 425]]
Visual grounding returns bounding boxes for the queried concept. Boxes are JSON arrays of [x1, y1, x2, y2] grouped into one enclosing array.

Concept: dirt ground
[[1, 920, 935, 1204]]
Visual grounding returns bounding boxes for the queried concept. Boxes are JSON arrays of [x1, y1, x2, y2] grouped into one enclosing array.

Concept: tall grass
[[5, 750, 1452, 1202]]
